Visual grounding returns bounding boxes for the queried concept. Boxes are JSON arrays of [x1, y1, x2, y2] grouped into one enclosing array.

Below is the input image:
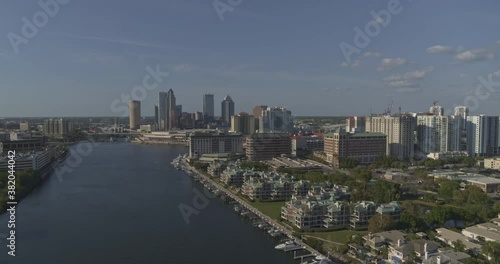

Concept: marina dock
[[177, 158, 335, 263]]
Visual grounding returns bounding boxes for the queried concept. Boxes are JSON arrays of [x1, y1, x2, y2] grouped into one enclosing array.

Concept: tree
[[368, 214, 392, 233], [452, 240, 466, 252], [481, 241, 500, 264], [340, 158, 359, 169], [438, 179, 460, 200]]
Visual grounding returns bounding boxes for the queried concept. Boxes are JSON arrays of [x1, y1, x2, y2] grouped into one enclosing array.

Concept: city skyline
[[1, 1, 500, 117]]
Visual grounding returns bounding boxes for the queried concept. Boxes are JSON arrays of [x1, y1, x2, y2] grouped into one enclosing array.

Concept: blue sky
[[0, 0, 499, 117]]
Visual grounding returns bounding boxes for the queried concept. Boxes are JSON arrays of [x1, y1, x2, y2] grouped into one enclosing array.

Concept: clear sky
[[0, 0, 499, 117]]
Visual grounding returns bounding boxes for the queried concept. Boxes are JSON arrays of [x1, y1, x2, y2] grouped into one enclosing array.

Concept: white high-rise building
[[416, 115, 460, 154], [429, 105, 444, 116], [259, 107, 293, 133], [365, 114, 416, 160], [454, 106, 469, 131], [467, 115, 500, 157]]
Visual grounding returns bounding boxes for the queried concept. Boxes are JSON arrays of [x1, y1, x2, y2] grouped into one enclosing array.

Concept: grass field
[[305, 230, 368, 245], [251, 201, 286, 220]]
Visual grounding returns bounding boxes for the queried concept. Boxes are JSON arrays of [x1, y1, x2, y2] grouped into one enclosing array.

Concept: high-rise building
[[231, 112, 256, 135], [252, 105, 268, 130], [324, 127, 386, 168], [429, 105, 444, 116], [467, 115, 500, 157], [454, 106, 469, 130], [246, 133, 291, 161], [203, 94, 215, 123], [129, 100, 141, 130], [221, 95, 235, 124], [166, 89, 177, 130], [416, 114, 460, 154], [158, 89, 177, 131], [365, 115, 416, 160], [346, 116, 366, 132], [154, 105, 159, 127], [259, 107, 293, 133], [43, 119, 72, 139]]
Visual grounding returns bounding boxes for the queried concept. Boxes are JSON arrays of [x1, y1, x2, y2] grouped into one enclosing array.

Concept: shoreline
[[179, 158, 341, 263]]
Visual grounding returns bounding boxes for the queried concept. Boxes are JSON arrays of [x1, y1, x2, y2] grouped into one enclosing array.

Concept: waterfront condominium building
[[246, 133, 292, 161], [323, 127, 386, 168], [416, 114, 460, 155], [203, 94, 215, 123], [231, 112, 256, 135], [129, 100, 141, 130], [259, 107, 294, 133], [467, 115, 500, 157], [158, 89, 177, 131], [188, 131, 244, 158], [346, 116, 366, 132], [221, 95, 235, 124], [365, 114, 416, 160], [43, 118, 72, 139]]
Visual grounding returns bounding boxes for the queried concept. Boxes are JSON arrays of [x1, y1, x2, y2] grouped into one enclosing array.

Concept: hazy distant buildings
[[324, 127, 386, 168], [259, 107, 293, 133], [43, 118, 72, 139], [203, 94, 215, 123], [188, 131, 244, 158], [416, 114, 460, 154], [346, 116, 366, 132], [231, 112, 255, 135], [221, 95, 235, 124], [19, 122, 30, 132], [154, 105, 159, 128], [467, 115, 500, 157], [129, 100, 141, 130], [158, 89, 177, 131], [365, 115, 416, 160], [246, 133, 291, 161]]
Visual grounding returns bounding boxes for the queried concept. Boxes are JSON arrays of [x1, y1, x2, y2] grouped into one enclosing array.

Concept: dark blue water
[[0, 143, 295, 264]]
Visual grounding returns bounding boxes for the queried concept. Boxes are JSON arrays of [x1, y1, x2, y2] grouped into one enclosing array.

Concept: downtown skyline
[[1, 0, 500, 117]]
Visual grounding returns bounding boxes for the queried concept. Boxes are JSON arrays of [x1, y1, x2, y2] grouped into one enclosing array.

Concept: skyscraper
[[203, 94, 215, 123], [231, 112, 255, 135], [416, 114, 460, 154], [129, 100, 141, 130], [158, 89, 177, 131], [166, 89, 177, 130], [454, 106, 469, 131], [154, 105, 159, 128], [467, 115, 500, 157], [259, 107, 293, 133], [252, 105, 268, 130], [221, 95, 235, 124], [429, 105, 444, 116], [365, 114, 416, 159]]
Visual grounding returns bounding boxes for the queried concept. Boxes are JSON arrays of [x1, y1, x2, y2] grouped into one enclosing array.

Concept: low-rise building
[[435, 228, 482, 253], [189, 131, 244, 158], [462, 221, 500, 242], [0, 139, 45, 154], [376, 202, 402, 221], [484, 157, 500, 170], [350, 201, 376, 229], [427, 151, 468, 160]]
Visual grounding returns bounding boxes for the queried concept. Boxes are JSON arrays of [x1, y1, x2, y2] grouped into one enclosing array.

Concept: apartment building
[[246, 133, 291, 161], [188, 131, 244, 158]]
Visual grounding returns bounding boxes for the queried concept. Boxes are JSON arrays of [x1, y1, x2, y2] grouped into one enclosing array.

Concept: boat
[[274, 240, 303, 251], [301, 255, 334, 264]]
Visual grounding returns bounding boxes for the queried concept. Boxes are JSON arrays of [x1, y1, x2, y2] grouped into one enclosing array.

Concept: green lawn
[[305, 230, 368, 245], [251, 201, 286, 220]]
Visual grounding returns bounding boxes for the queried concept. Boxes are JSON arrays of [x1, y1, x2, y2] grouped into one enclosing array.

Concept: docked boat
[[301, 255, 334, 264], [274, 240, 303, 251]]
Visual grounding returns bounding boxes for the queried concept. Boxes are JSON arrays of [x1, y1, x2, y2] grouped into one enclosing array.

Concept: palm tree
[[481, 241, 500, 264]]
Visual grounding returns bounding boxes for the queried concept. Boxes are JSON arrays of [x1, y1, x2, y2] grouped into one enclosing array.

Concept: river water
[[0, 143, 297, 264]]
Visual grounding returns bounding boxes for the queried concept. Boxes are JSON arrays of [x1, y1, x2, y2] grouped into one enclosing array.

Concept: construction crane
[[433, 100, 439, 107]]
